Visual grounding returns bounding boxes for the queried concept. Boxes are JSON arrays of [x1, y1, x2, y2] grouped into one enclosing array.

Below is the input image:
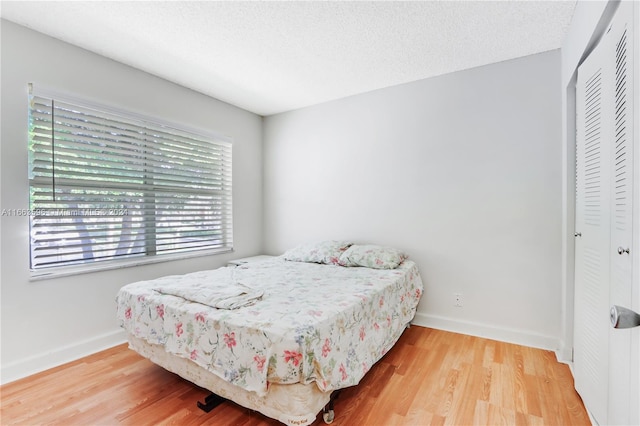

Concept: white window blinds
[[28, 87, 233, 271]]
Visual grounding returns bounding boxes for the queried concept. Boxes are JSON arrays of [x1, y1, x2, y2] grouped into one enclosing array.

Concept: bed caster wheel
[[323, 409, 335, 424]]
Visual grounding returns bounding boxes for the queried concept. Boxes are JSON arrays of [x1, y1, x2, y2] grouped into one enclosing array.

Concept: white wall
[[263, 50, 563, 350], [0, 20, 263, 383]]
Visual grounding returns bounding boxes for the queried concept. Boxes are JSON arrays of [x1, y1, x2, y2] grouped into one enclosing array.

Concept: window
[[28, 86, 233, 273]]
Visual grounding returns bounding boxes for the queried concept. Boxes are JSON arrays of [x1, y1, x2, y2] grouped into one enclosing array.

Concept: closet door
[[574, 3, 637, 424], [574, 27, 613, 425], [607, 2, 635, 423]]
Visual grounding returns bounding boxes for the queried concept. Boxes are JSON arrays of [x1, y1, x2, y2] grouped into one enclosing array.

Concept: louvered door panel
[[574, 30, 613, 426], [607, 10, 634, 424], [612, 28, 632, 234], [583, 70, 604, 227]]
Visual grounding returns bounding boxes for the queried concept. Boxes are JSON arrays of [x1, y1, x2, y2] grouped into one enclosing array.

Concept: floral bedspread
[[116, 257, 423, 397]]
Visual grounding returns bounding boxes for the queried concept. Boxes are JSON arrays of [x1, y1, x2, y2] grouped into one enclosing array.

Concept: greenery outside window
[[28, 86, 233, 274]]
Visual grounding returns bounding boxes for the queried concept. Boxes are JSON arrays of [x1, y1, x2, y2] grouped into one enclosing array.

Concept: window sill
[[29, 248, 233, 282]]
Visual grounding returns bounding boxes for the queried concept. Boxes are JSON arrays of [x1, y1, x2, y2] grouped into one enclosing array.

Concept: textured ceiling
[[1, 1, 576, 116]]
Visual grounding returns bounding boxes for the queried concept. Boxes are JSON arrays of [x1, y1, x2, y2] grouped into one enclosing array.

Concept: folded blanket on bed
[[154, 279, 263, 310]]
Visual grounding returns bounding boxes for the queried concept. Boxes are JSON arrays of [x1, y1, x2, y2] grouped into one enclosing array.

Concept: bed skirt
[[127, 334, 331, 425]]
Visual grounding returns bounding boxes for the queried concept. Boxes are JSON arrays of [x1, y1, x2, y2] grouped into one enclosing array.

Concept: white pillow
[[338, 244, 407, 269], [283, 240, 353, 265]]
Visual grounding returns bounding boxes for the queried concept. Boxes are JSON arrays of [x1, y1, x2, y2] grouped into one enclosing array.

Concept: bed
[[116, 242, 424, 425]]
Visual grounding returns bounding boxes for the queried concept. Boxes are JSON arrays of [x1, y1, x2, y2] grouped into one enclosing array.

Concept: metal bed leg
[[196, 392, 227, 413], [322, 390, 341, 424]]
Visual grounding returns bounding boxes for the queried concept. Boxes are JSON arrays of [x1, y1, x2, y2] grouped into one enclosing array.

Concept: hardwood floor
[[1, 327, 590, 425]]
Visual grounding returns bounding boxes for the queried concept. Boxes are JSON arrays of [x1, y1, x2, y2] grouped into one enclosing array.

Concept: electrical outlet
[[454, 293, 463, 307]]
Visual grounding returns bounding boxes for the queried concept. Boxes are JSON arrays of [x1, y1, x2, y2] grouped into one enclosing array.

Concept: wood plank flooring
[[0, 327, 590, 425]]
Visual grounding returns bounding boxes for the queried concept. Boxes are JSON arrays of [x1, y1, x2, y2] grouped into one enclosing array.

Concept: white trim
[[556, 340, 574, 365], [0, 329, 127, 385], [30, 247, 233, 281], [412, 313, 560, 353]]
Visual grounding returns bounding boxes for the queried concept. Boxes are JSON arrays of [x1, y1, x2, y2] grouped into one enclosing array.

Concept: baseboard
[[1, 329, 127, 385], [2, 318, 563, 386], [412, 313, 560, 352], [555, 340, 574, 365]]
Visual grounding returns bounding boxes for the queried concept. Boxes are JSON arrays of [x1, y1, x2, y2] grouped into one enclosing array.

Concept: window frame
[[28, 85, 233, 280]]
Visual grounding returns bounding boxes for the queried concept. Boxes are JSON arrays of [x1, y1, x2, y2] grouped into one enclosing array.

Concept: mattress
[[116, 257, 423, 420]]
